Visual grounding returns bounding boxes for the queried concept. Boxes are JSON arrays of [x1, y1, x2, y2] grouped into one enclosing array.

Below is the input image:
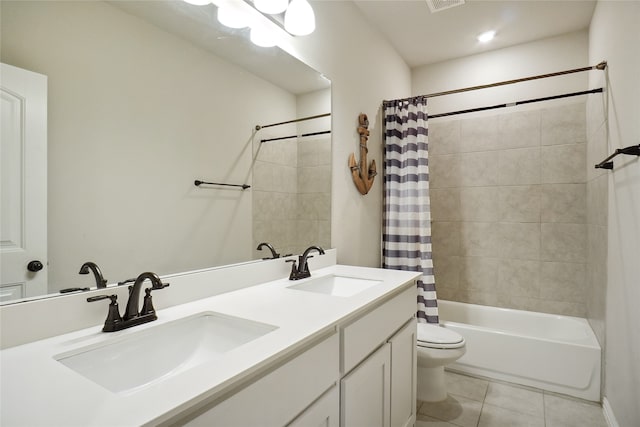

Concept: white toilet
[[416, 323, 466, 402]]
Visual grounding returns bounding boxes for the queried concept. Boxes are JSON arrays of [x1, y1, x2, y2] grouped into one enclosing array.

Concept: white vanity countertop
[[0, 264, 419, 427]]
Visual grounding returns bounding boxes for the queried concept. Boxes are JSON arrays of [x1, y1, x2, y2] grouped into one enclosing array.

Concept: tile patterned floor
[[416, 371, 609, 427]]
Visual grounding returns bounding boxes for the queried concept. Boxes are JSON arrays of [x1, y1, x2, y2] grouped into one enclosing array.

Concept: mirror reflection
[[0, 0, 331, 303]]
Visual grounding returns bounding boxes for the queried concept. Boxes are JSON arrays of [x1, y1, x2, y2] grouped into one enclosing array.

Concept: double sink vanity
[[0, 250, 420, 427]]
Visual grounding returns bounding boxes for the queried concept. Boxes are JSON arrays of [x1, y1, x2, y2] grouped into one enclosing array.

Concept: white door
[[0, 63, 48, 301]]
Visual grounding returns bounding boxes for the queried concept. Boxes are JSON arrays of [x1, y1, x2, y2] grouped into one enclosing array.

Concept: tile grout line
[[476, 381, 490, 427]]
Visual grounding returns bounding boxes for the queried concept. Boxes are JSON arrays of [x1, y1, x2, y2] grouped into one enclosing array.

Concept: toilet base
[[417, 365, 447, 402]]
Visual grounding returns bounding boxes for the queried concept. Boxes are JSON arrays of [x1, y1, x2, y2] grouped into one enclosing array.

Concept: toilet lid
[[417, 323, 464, 349]]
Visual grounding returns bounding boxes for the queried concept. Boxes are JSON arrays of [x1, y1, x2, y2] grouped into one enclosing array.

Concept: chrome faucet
[[256, 242, 280, 259], [87, 271, 169, 332], [79, 261, 107, 288], [288, 246, 325, 280]]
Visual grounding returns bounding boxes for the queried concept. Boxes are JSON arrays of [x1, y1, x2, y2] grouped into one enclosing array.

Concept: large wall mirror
[[0, 0, 331, 303]]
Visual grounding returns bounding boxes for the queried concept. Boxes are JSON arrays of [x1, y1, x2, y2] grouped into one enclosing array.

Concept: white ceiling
[[352, 0, 597, 68]]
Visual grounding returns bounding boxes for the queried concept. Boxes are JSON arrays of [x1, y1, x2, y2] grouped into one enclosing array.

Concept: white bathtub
[[439, 300, 601, 402]]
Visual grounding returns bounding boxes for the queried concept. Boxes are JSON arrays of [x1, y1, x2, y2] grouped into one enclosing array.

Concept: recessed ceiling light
[[477, 30, 496, 43]]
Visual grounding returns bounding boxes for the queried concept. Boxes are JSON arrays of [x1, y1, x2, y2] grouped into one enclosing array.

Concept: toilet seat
[[417, 323, 465, 349]]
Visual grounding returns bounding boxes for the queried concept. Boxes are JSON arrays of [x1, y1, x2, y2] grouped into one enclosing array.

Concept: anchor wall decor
[[348, 113, 377, 195]]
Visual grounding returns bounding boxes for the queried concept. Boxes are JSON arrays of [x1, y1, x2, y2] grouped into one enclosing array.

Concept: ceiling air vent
[[426, 0, 465, 13]]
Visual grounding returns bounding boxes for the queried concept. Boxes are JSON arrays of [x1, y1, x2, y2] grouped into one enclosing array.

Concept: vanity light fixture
[[254, 0, 289, 15], [183, 0, 212, 5], [284, 0, 316, 36], [477, 30, 496, 43], [217, 2, 250, 29], [182, 0, 316, 47], [250, 23, 277, 47]]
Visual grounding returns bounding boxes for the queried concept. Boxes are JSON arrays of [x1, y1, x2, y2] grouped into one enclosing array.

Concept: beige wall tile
[[460, 115, 499, 153], [459, 152, 500, 187], [430, 188, 461, 221], [541, 183, 586, 223], [586, 224, 607, 345], [498, 109, 541, 150], [586, 174, 608, 226], [429, 154, 461, 188], [429, 119, 461, 155], [499, 185, 541, 222], [498, 147, 541, 185], [298, 192, 330, 220], [459, 256, 499, 292], [460, 187, 500, 222], [541, 223, 587, 263], [252, 160, 275, 191], [541, 102, 586, 146], [539, 261, 587, 303], [460, 222, 500, 257], [433, 255, 461, 290], [524, 298, 586, 317], [498, 222, 541, 260], [541, 144, 586, 184], [586, 77, 606, 138], [498, 258, 540, 297], [298, 165, 330, 193], [432, 221, 462, 256]]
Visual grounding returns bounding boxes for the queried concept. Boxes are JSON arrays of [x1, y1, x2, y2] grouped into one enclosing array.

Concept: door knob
[[27, 260, 44, 272]]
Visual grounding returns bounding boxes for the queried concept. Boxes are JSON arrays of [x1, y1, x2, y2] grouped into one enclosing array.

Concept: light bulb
[[217, 4, 249, 28], [183, 0, 211, 5], [284, 0, 315, 36], [250, 25, 277, 47], [254, 0, 288, 15]]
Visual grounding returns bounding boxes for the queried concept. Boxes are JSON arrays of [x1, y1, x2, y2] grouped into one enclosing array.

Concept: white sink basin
[[55, 312, 278, 394], [287, 275, 382, 297]]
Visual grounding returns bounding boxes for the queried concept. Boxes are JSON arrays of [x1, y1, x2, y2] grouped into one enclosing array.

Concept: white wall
[[280, 0, 412, 267], [589, 1, 640, 425], [1, 1, 297, 291], [412, 31, 589, 116]]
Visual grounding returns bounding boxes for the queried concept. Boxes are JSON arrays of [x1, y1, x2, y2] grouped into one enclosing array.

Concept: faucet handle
[[286, 259, 298, 280], [87, 294, 122, 332], [87, 294, 116, 303]]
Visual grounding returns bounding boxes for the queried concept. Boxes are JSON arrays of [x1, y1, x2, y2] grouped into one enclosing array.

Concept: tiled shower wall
[[253, 139, 299, 257], [252, 136, 331, 258], [585, 88, 608, 345], [295, 136, 332, 255], [429, 102, 589, 317]]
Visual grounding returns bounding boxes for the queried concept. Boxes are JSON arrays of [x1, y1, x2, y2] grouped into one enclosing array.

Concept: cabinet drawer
[[182, 332, 339, 427], [341, 285, 416, 374]]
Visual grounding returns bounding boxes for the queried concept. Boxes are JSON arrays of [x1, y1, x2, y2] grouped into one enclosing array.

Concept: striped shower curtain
[[382, 96, 438, 324]]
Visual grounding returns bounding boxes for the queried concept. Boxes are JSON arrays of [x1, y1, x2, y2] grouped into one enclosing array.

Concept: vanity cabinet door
[[340, 343, 391, 427], [288, 385, 339, 427], [389, 319, 417, 427]]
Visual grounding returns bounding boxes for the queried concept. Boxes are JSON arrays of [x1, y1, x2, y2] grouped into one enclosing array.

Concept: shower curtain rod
[[387, 61, 607, 104], [261, 130, 331, 143], [429, 88, 603, 119], [255, 113, 331, 131]]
